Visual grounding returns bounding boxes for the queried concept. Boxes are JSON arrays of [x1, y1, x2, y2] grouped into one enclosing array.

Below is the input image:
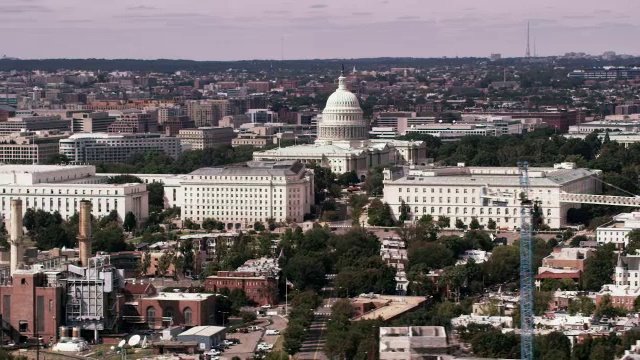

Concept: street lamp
[[220, 311, 230, 327]]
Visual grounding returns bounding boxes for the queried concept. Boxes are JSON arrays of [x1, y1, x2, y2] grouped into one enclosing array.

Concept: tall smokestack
[[78, 201, 92, 267], [10, 199, 23, 276]]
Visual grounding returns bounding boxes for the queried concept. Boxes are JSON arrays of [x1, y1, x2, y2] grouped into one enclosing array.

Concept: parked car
[[223, 340, 235, 346], [227, 338, 241, 344], [248, 326, 263, 332], [265, 329, 280, 336]]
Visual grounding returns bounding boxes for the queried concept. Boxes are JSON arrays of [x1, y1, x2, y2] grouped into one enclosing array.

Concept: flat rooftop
[[141, 292, 213, 301], [178, 326, 226, 337], [351, 295, 428, 321], [0, 164, 91, 174]]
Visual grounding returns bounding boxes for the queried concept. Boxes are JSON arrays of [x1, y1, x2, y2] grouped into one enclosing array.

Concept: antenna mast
[[525, 22, 531, 57]]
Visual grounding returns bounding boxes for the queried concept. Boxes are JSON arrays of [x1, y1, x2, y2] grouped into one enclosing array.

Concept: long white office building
[[0, 165, 148, 225], [59, 133, 182, 164], [100, 160, 315, 230], [382, 164, 602, 229]]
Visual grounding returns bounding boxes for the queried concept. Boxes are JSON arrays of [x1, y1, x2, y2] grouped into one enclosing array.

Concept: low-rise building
[[0, 269, 65, 343], [134, 292, 217, 329], [597, 212, 640, 248], [379, 326, 450, 360], [60, 133, 182, 163], [204, 257, 280, 306], [178, 127, 234, 150], [176, 326, 226, 350], [205, 271, 277, 306]]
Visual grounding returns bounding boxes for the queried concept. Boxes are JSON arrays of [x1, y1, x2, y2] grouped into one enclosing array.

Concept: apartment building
[[186, 100, 232, 127], [107, 110, 157, 133], [178, 127, 234, 150], [382, 164, 602, 229], [59, 133, 182, 163]]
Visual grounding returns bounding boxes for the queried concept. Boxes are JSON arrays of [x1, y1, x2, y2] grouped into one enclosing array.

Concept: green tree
[[93, 222, 128, 253], [487, 218, 497, 230], [179, 240, 195, 276], [437, 216, 450, 229], [538, 331, 571, 360], [123, 211, 137, 231], [582, 243, 617, 291], [595, 294, 627, 318], [469, 217, 481, 230], [139, 251, 151, 276], [254, 221, 266, 231], [399, 200, 409, 223], [568, 296, 596, 316], [625, 229, 640, 255], [157, 251, 174, 282], [455, 218, 466, 229], [367, 199, 395, 227]]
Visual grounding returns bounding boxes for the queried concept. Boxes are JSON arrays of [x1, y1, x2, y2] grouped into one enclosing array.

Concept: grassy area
[[272, 335, 284, 352]]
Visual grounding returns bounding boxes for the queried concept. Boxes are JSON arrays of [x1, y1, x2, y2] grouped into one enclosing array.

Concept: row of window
[[401, 206, 552, 216], [146, 306, 192, 325]]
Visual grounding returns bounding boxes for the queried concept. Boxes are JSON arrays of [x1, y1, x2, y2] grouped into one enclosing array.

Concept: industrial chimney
[[78, 201, 92, 267], [9, 199, 23, 276]]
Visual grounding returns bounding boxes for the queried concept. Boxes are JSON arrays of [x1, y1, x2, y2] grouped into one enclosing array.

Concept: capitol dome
[[316, 72, 368, 146]]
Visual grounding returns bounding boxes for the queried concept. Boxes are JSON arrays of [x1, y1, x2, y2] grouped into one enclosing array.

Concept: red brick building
[[0, 270, 64, 342], [205, 271, 278, 307], [132, 292, 217, 329]]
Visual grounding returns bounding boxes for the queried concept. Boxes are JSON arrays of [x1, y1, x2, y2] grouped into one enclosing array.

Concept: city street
[[223, 316, 287, 360], [296, 314, 329, 360]]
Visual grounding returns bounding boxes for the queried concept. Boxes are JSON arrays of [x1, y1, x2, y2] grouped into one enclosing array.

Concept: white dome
[[324, 84, 360, 110], [316, 73, 368, 146]]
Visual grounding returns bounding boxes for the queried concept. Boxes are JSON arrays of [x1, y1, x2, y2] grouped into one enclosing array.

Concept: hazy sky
[[1, 0, 638, 60]]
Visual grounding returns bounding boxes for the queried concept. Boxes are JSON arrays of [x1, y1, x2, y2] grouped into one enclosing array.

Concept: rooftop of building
[[188, 160, 305, 177], [390, 165, 599, 187], [141, 292, 214, 301], [351, 295, 428, 321], [177, 326, 226, 337], [0, 164, 92, 174], [64, 132, 171, 140]]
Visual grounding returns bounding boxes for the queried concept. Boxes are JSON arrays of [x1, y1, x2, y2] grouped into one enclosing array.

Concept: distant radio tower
[[525, 21, 531, 57]]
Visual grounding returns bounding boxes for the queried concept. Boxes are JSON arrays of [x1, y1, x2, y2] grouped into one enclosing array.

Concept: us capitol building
[[253, 72, 428, 177]]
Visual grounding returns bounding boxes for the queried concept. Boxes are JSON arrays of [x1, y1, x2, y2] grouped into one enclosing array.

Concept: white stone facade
[[596, 212, 640, 247], [252, 73, 427, 176], [101, 161, 314, 229], [0, 165, 149, 225], [382, 165, 602, 229]]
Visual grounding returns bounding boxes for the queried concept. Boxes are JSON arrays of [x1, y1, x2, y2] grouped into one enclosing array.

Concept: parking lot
[[222, 316, 287, 359]]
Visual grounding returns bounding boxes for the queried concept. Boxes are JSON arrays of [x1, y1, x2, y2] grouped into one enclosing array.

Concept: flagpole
[[285, 278, 288, 316]]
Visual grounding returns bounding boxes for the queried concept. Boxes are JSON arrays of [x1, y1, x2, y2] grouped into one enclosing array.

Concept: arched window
[[164, 307, 174, 320], [184, 307, 193, 326], [146, 307, 156, 326]]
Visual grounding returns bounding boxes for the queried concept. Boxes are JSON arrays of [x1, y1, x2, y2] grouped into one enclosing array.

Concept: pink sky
[[0, 0, 637, 60]]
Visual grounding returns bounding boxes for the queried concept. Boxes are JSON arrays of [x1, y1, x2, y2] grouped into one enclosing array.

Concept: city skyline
[[0, 0, 638, 60]]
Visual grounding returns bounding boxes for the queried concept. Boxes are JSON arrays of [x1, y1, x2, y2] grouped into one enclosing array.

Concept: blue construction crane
[[518, 161, 534, 360]]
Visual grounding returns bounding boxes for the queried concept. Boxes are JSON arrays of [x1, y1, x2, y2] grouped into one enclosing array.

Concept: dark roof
[[124, 282, 154, 295], [535, 271, 581, 280]]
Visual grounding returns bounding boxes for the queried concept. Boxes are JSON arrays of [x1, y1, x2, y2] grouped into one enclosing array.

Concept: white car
[[223, 340, 234, 346], [206, 350, 221, 356], [265, 329, 280, 336], [258, 343, 274, 351]]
